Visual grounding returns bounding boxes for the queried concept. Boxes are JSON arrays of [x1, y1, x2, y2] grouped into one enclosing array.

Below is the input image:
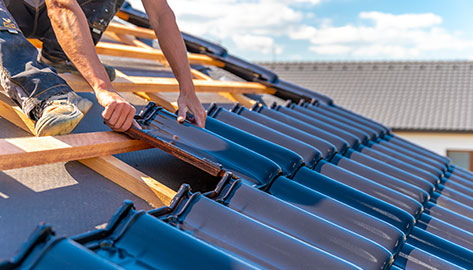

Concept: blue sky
[[129, 0, 473, 62]]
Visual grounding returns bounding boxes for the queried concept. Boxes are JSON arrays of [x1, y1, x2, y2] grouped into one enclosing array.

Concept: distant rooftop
[[259, 61, 473, 132]]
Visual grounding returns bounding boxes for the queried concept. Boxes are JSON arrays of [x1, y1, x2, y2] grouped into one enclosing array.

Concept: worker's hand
[[96, 90, 138, 132], [177, 92, 206, 128]]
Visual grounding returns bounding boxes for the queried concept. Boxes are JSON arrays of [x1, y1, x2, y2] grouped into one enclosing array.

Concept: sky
[[128, 0, 473, 62]]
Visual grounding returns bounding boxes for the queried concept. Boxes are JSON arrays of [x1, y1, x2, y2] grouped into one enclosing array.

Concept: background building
[[260, 61, 473, 170]]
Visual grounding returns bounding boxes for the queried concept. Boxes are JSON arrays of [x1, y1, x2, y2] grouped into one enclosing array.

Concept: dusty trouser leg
[[0, 0, 73, 121], [39, 0, 125, 81]]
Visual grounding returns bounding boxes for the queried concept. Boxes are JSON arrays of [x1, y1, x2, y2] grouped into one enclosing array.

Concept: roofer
[[0, 0, 206, 136]]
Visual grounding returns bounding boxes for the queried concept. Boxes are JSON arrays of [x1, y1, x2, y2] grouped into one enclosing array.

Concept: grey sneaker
[[35, 92, 93, 136], [40, 54, 116, 81]]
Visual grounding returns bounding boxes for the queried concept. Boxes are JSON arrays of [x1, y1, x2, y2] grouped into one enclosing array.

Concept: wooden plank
[[191, 69, 235, 104], [191, 69, 242, 105], [114, 70, 176, 112], [191, 69, 213, 81], [107, 22, 157, 40], [105, 35, 176, 111], [0, 89, 175, 206], [0, 131, 151, 171], [106, 35, 188, 112], [27, 38, 266, 103], [96, 42, 224, 67], [218, 92, 256, 108], [116, 34, 155, 50], [135, 92, 177, 113], [25, 37, 223, 67], [80, 156, 175, 207], [189, 69, 257, 106], [105, 23, 258, 107], [103, 31, 133, 46], [97, 42, 165, 62], [110, 38, 175, 111], [61, 73, 275, 94], [0, 93, 36, 135]]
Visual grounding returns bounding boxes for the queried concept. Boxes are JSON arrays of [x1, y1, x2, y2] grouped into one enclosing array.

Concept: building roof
[[3, 6, 473, 269], [5, 92, 473, 269], [259, 61, 473, 132]]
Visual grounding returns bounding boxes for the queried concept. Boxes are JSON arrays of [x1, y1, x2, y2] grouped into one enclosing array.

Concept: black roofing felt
[[0, 92, 217, 260], [0, 117, 152, 261]]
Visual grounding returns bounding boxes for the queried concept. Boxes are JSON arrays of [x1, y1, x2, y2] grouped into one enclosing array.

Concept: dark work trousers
[[0, 0, 124, 120]]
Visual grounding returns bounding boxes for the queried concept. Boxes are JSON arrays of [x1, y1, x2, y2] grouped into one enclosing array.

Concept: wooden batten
[[0, 93, 36, 135], [189, 69, 258, 107], [218, 92, 256, 108], [60, 73, 275, 94], [0, 132, 150, 171], [80, 156, 176, 207], [191, 69, 213, 81], [0, 91, 176, 207], [116, 34, 155, 50], [135, 92, 177, 113], [26, 37, 223, 67], [11, 21, 270, 208], [96, 42, 224, 67], [105, 23, 257, 106], [107, 22, 157, 40]]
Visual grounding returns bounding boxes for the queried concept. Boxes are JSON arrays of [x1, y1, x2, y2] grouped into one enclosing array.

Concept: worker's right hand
[[95, 90, 137, 132]]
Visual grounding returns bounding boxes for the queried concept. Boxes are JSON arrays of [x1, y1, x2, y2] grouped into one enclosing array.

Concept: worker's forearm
[[142, 0, 195, 94], [45, 0, 113, 95]]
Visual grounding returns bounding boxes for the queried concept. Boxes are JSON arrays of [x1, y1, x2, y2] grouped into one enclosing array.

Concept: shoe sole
[[35, 100, 93, 136], [35, 110, 84, 136]]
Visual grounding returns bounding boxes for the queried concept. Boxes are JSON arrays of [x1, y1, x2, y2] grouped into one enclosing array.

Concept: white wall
[[394, 131, 473, 156]]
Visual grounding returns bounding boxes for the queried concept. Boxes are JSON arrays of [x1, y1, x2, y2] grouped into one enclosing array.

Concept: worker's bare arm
[[45, 0, 136, 132], [142, 0, 206, 128]]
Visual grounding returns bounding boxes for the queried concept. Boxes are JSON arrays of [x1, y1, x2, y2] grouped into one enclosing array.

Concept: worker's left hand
[[177, 91, 206, 128]]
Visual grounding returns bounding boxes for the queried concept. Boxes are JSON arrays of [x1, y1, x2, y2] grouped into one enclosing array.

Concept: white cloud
[[360, 12, 442, 29], [310, 45, 351, 55], [127, 0, 321, 56], [127, 1, 473, 60], [232, 34, 283, 54], [290, 25, 318, 40], [167, 1, 304, 39], [295, 12, 473, 58]]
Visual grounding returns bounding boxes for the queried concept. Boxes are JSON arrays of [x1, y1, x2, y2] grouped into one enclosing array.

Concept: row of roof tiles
[[259, 61, 473, 131], [260, 61, 473, 72], [3, 96, 473, 269]]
